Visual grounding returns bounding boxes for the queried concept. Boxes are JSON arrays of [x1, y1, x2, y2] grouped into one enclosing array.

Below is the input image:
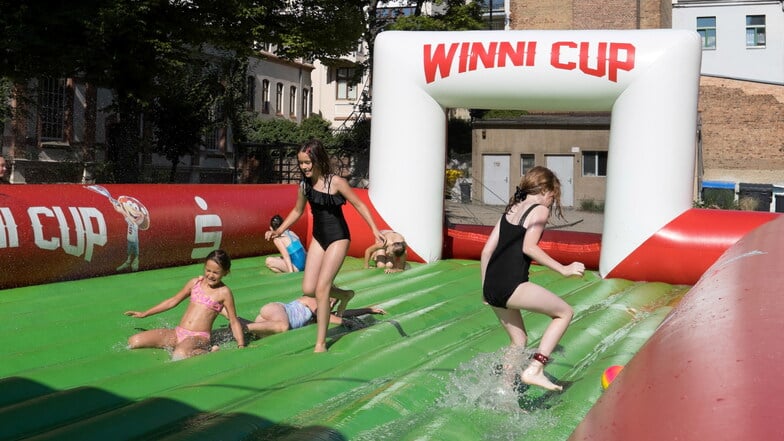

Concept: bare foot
[[314, 342, 327, 353], [331, 288, 355, 317], [521, 362, 562, 391], [210, 345, 221, 352]]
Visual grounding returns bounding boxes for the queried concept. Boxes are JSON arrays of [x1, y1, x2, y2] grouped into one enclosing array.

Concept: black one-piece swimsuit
[[483, 204, 540, 308], [303, 175, 350, 249]]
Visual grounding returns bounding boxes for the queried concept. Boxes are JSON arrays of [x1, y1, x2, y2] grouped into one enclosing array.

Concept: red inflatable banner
[[0, 184, 408, 290], [0, 184, 304, 289]]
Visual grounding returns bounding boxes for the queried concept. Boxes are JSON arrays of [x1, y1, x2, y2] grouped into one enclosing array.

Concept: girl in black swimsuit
[[480, 166, 585, 391], [265, 139, 382, 353]]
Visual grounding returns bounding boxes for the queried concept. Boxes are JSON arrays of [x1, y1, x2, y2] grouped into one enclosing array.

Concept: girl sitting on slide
[[265, 214, 306, 273], [124, 249, 246, 360]]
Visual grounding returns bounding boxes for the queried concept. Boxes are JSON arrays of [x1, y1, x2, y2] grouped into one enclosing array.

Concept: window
[[746, 15, 766, 47], [39, 77, 66, 140], [302, 88, 310, 118], [520, 154, 535, 176], [697, 17, 716, 50], [480, 0, 506, 30], [336, 67, 357, 100], [582, 151, 607, 177], [246, 76, 256, 111], [261, 79, 270, 114], [289, 86, 297, 117], [205, 104, 225, 152], [259, 42, 275, 53], [275, 82, 283, 114]]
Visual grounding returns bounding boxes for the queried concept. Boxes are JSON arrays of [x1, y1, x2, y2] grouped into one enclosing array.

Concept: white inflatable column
[[603, 38, 701, 276], [370, 33, 447, 263]]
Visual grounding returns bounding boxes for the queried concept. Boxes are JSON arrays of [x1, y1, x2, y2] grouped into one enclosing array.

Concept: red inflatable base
[[570, 215, 784, 441], [606, 208, 779, 285]]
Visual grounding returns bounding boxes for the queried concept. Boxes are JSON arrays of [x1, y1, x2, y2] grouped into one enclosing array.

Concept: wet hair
[[298, 139, 332, 177], [270, 214, 283, 230], [389, 242, 406, 257], [206, 249, 232, 272], [504, 166, 564, 220]]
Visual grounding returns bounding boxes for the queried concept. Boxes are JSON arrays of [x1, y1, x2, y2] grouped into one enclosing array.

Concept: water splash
[[352, 348, 557, 441], [435, 348, 557, 440]]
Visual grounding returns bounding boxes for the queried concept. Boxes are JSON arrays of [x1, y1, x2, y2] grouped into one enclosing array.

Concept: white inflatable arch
[[369, 30, 702, 276]]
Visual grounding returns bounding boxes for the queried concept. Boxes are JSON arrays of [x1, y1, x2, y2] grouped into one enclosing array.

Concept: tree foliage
[[332, 1, 484, 180], [245, 115, 334, 146], [0, 0, 368, 83], [447, 118, 473, 155], [149, 60, 224, 182], [0, 0, 369, 181], [386, 0, 484, 32]]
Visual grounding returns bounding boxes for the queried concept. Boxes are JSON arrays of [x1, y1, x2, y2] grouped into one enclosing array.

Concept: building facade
[[673, 0, 784, 84], [472, 115, 611, 207], [1, 51, 313, 184], [248, 46, 314, 124]]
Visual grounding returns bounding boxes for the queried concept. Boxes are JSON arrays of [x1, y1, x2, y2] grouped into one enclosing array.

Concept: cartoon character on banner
[[86, 185, 150, 271]]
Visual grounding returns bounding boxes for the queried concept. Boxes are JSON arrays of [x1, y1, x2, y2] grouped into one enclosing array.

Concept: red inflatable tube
[[606, 208, 779, 285], [570, 214, 784, 441], [445, 224, 601, 270]]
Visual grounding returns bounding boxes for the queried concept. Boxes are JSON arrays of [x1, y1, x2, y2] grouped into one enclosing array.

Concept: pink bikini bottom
[[175, 326, 210, 344]]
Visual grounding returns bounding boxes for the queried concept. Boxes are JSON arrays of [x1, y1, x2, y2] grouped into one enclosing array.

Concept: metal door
[[546, 155, 574, 207], [482, 154, 510, 205]]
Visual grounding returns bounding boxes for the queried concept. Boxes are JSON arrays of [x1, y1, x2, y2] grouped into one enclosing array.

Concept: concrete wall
[[472, 115, 610, 206]]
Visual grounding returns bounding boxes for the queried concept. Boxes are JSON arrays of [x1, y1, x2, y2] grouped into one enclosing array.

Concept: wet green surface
[[0, 257, 687, 440]]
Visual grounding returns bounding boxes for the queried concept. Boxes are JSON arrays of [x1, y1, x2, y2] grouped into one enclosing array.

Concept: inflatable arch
[[369, 29, 702, 278]]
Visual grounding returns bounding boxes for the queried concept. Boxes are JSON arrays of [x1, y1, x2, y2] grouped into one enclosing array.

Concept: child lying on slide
[[218, 295, 386, 341]]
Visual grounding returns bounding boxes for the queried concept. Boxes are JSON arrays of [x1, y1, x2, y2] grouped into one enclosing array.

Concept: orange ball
[[601, 365, 624, 390]]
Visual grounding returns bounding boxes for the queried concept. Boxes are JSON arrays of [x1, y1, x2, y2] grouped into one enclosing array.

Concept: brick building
[[509, 0, 671, 30], [698, 77, 784, 207]]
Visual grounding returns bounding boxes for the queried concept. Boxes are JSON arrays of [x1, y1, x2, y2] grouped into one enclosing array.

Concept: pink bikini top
[[190, 277, 222, 312]]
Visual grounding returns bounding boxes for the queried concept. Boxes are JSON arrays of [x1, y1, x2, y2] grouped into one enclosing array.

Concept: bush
[[579, 199, 604, 212]]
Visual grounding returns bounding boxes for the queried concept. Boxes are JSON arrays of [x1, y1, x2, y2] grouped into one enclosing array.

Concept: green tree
[[0, 78, 12, 124], [149, 60, 223, 182], [246, 118, 300, 145], [387, 0, 484, 32], [298, 115, 336, 145], [447, 118, 473, 155], [0, 0, 369, 182], [245, 114, 334, 146], [334, 1, 484, 181]]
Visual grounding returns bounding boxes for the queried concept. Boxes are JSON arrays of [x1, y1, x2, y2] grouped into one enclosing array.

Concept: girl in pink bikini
[[124, 249, 246, 360]]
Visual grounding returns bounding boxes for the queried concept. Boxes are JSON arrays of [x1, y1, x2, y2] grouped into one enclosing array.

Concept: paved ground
[[445, 199, 604, 234]]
